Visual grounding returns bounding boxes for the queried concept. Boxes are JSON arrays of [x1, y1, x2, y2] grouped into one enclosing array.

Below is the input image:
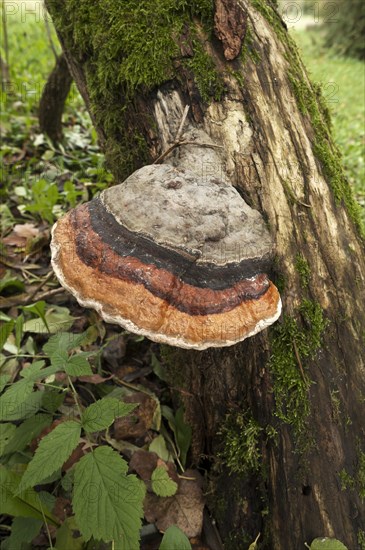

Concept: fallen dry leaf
[[113, 392, 157, 440], [3, 223, 40, 247], [129, 450, 180, 489], [144, 469, 205, 538]]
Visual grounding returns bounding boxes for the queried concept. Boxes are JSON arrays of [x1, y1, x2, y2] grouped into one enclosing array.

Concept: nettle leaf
[[159, 525, 191, 550], [0, 373, 11, 393], [73, 446, 145, 545], [65, 355, 92, 376], [0, 466, 57, 523], [0, 423, 16, 456], [310, 538, 348, 550], [43, 331, 88, 357], [17, 421, 81, 492], [2, 413, 53, 456], [0, 378, 34, 421], [82, 397, 137, 433], [151, 466, 178, 497], [4, 517, 42, 550]]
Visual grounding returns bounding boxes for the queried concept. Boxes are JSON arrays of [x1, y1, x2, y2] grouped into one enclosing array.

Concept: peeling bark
[[214, 0, 247, 60], [47, 0, 365, 547]]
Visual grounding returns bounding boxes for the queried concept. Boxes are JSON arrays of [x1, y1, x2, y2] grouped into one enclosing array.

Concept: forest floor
[[0, 9, 364, 550]]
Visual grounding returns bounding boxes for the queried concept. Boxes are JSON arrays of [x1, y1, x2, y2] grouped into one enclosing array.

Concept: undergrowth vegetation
[[0, 2, 363, 549]]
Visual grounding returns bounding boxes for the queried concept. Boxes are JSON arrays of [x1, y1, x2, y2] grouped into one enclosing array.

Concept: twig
[[175, 105, 190, 142], [37, 495, 54, 548], [24, 271, 55, 305], [154, 140, 223, 164], [293, 340, 308, 384]]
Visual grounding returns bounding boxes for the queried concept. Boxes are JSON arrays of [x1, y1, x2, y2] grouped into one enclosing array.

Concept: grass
[[291, 26, 365, 217]]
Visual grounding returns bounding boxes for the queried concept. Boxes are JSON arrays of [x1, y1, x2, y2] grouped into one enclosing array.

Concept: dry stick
[[153, 104, 223, 164], [293, 340, 308, 384], [25, 270, 55, 305]]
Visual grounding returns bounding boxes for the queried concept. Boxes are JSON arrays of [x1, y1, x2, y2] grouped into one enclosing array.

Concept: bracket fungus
[[51, 164, 281, 350]]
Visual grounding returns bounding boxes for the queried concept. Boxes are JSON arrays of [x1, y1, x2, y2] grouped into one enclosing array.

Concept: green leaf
[[2, 413, 53, 456], [151, 466, 178, 497], [73, 446, 145, 545], [159, 525, 191, 550], [0, 379, 34, 421], [22, 306, 76, 334], [175, 407, 192, 468], [0, 423, 16, 456], [0, 373, 11, 393], [81, 397, 137, 433], [55, 517, 85, 550], [0, 272, 25, 296], [5, 517, 42, 549], [17, 421, 81, 492], [43, 331, 87, 357], [0, 466, 57, 523], [0, 320, 15, 352], [41, 389, 65, 413], [310, 539, 348, 550], [64, 355, 92, 377], [149, 434, 172, 462]]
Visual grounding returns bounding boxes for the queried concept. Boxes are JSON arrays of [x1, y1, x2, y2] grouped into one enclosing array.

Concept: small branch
[[293, 340, 308, 384], [153, 140, 223, 164], [175, 105, 190, 142], [24, 271, 55, 305]]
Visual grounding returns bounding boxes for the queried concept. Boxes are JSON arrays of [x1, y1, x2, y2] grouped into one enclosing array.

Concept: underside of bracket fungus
[[51, 164, 281, 350]]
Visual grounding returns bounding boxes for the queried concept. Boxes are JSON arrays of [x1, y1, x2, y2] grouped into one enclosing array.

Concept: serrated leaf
[[73, 446, 145, 545], [0, 379, 34, 421], [0, 423, 16, 456], [41, 389, 65, 413], [159, 525, 191, 550], [17, 421, 81, 492], [0, 466, 58, 523], [151, 466, 178, 497], [310, 538, 348, 550], [6, 517, 42, 549], [22, 306, 76, 334], [65, 355, 92, 376], [0, 373, 11, 393], [43, 332, 87, 357], [2, 413, 53, 455], [0, 363, 60, 421], [82, 397, 137, 433]]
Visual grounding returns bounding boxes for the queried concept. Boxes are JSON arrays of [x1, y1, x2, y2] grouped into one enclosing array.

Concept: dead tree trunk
[[38, 53, 72, 143], [46, 0, 365, 547]]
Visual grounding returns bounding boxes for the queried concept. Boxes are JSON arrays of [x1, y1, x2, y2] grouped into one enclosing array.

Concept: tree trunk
[[38, 53, 72, 143], [46, 0, 365, 547]]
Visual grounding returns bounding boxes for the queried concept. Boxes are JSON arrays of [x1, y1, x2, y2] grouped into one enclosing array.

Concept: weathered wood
[[47, 0, 365, 547]]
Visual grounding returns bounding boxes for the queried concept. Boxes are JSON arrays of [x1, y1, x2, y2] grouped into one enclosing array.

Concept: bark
[[38, 53, 72, 143], [47, 0, 365, 547]]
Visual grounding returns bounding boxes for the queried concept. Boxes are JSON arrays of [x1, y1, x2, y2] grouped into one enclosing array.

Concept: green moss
[[295, 254, 311, 288], [358, 530, 365, 550], [218, 411, 263, 476], [339, 449, 365, 500], [46, 0, 222, 179], [269, 300, 327, 447], [251, 0, 364, 238], [184, 38, 225, 102], [240, 24, 261, 64]]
